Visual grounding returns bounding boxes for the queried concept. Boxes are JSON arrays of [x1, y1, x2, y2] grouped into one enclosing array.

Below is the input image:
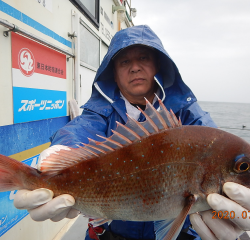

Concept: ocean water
[[198, 101, 250, 143]]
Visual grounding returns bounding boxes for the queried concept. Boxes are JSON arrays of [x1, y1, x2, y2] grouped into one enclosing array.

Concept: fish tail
[[0, 154, 41, 192]]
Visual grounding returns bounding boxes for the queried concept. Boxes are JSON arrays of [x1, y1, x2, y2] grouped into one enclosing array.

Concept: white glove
[[14, 145, 79, 222], [190, 182, 250, 240], [14, 189, 79, 221]]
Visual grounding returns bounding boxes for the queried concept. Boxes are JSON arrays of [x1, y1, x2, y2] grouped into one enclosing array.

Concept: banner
[[12, 33, 67, 123]]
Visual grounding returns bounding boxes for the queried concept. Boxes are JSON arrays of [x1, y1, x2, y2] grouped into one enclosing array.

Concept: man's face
[[113, 45, 159, 104]]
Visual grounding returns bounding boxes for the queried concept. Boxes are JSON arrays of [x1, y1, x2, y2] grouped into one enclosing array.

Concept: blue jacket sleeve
[[178, 102, 217, 128], [50, 109, 108, 147]]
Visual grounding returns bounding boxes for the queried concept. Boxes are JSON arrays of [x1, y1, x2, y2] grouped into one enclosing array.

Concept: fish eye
[[234, 157, 250, 173], [238, 162, 249, 171]]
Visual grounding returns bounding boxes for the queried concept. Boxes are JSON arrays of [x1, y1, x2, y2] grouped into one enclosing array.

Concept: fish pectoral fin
[[154, 219, 175, 240], [155, 194, 198, 240]]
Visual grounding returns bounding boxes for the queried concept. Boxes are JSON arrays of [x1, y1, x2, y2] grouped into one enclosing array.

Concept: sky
[[132, 0, 250, 103]]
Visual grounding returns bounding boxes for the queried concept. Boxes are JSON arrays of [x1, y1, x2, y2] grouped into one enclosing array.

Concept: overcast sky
[[132, 0, 250, 103]]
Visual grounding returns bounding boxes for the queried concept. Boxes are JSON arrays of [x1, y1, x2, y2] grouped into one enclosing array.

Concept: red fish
[[1, 98, 250, 240]]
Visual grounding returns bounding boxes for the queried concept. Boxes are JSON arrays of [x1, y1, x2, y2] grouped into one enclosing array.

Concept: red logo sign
[[18, 48, 35, 77], [12, 33, 66, 79]]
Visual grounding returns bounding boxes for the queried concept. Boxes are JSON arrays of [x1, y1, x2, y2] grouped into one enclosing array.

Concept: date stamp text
[[212, 211, 250, 219]]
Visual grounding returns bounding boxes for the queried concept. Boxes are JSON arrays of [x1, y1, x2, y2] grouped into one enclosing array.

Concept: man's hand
[[13, 145, 79, 222], [14, 189, 79, 221], [190, 182, 250, 240]]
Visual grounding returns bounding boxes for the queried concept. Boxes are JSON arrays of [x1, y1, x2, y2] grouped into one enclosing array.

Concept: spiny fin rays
[[126, 113, 150, 136], [38, 96, 182, 173], [144, 98, 168, 130], [170, 109, 180, 127], [90, 95, 182, 151], [137, 106, 159, 133]]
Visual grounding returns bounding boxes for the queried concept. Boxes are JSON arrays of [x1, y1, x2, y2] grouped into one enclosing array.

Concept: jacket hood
[[83, 25, 196, 117]]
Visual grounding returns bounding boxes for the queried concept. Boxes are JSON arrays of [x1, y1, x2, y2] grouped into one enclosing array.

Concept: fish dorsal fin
[[88, 138, 115, 152], [155, 194, 197, 240], [155, 95, 181, 128], [39, 96, 182, 172], [38, 142, 112, 172], [38, 145, 89, 172], [143, 98, 168, 130]]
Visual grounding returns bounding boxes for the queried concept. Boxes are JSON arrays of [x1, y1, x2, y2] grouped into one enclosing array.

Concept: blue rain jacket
[[50, 25, 217, 240]]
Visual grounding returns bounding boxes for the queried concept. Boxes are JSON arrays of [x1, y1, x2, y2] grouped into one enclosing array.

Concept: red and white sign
[[12, 32, 66, 91]]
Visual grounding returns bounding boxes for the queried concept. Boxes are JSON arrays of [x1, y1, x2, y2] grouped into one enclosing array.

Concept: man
[[14, 25, 250, 240]]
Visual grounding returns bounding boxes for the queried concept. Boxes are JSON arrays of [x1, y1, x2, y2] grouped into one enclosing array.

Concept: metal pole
[[0, 18, 74, 58], [71, 11, 80, 105]]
